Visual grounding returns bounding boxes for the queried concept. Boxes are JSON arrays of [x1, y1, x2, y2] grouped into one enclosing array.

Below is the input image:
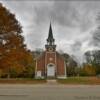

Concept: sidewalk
[[47, 79, 58, 85]]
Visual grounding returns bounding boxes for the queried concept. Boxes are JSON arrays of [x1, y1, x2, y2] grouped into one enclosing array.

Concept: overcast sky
[[1, 0, 100, 63]]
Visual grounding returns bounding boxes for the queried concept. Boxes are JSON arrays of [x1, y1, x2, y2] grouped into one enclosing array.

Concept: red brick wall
[[45, 52, 56, 66], [56, 52, 65, 76], [36, 51, 65, 77], [36, 52, 45, 76]]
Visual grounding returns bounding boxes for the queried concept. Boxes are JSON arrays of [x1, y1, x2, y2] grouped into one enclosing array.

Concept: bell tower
[[45, 23, 57, 78], [45, 23, 56, 52]]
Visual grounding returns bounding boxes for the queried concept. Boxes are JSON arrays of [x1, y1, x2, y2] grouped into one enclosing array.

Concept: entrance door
[[47, 63, 55, 77]]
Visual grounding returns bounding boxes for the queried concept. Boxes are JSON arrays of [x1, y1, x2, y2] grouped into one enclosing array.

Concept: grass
[[57, 77, 100, 85], [0, 77, 100, 85], [0, 78, 46, 84]]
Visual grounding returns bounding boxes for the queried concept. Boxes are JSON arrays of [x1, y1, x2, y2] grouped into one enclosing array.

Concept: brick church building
[[35, 24, 66, 79]]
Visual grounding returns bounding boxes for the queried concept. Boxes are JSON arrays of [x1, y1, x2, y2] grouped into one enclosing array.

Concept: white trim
[[35, 60, 37, 78], [55, 52, 57, 76], [45, 51, 47, 77], [64, 61, 67, 77], [47, 63, 55, 66]]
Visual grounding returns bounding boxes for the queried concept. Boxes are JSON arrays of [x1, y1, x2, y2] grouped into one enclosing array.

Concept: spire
[[45, 22, 56, 51], [47, 23, 55, 45]]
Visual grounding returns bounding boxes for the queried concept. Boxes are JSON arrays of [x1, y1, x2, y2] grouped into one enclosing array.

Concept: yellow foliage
[[82, 64, 96, 76]]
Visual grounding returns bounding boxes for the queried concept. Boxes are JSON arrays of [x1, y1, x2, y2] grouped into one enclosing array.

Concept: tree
[[62, 53, 78, 76], [0, 3, 22, 34], [66, 57, 78, 76], [84, 50, 100, 75], [19, 50, 35, 78], [0, 3, 35, 78], [0, 3, 23, 56], [80, 64, 96, 76], [82, 12, 100, 75]]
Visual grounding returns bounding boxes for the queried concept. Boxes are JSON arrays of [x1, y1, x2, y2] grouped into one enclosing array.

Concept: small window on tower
[[49, 48, 53, 51], [49, 58, 53, 61]]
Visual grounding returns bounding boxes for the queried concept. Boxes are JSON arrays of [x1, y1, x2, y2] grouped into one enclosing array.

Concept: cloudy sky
[[1, 0, 100, 63]]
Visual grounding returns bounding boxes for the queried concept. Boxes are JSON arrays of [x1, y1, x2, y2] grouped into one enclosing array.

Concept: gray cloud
[[1, 1, 100, 63], [34, 1, 98, 32], [71, 41, 82, 52], [89, 27, 100, 47]]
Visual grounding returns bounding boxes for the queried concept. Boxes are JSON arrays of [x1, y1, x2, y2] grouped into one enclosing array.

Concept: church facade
[[35, 24, 66, 79]]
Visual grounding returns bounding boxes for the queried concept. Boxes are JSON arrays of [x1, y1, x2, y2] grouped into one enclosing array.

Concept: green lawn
[[0, 78, 46, 84], [57, 77, 100, 85], [0, 77, 100, 85]]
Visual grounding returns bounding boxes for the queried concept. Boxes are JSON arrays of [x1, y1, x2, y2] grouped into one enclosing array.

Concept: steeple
[[45, 23, 56, 52], [47, 23, 55, 45]]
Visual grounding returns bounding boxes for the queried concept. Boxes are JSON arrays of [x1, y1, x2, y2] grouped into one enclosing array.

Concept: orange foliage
[[82, 64, 96, 76]]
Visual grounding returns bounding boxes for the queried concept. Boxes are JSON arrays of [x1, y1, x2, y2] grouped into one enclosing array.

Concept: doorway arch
[[47, 63, 55, 77]]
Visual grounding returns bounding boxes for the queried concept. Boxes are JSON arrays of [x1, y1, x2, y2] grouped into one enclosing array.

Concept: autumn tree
[[80, 64, 96, 76], [0, 3, 35, 78], [62, 53, 78, 76], [84, 50, 100, 75]]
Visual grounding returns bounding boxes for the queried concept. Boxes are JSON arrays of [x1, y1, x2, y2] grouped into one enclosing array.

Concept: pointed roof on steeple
[[47, 23, 54, 43]]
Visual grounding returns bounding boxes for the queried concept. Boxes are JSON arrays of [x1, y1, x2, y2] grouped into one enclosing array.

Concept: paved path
[[0, 84, 100, 100], [47, 79, 58, 85]]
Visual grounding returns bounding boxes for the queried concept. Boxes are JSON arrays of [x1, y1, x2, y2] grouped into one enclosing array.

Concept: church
[[35, 24, 66, 79]]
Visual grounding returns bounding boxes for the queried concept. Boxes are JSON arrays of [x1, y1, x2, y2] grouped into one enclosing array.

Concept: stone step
[[47, 79, 58, 85]]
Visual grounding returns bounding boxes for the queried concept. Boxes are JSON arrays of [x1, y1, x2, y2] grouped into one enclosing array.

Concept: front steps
[[47, 79, 58, 85]]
